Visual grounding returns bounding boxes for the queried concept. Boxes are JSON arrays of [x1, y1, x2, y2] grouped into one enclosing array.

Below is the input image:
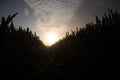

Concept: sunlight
[[45, 32, 58, 46]]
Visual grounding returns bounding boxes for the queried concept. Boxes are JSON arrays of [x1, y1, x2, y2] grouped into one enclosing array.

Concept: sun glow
[[45, 32, 58, 46]]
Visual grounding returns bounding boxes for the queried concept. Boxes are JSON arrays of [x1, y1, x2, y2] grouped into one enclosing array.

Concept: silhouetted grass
[[0, 10, 120, 80]]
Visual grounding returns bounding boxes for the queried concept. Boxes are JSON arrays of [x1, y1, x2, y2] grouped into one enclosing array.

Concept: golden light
[[45, 32, 58, 46]]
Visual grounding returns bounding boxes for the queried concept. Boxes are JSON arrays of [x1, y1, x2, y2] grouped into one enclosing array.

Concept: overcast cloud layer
[[24, 0, 84, 44]]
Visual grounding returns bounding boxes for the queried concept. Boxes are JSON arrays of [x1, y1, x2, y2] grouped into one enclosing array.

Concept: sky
[[0, 0, 120, 45]]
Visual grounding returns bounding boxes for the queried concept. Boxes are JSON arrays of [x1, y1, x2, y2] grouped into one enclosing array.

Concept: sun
[[45, 32, 58, 46]]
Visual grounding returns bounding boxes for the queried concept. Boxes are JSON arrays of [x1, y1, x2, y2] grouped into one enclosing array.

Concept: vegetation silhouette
[[0, 13, 47, 80], [0, 10, 120, 80], [44, 10, 120, 80]]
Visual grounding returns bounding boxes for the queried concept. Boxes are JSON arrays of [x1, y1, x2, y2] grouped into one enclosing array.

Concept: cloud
[[24, 0, 84, 43], [24, 8, 29, 16]]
